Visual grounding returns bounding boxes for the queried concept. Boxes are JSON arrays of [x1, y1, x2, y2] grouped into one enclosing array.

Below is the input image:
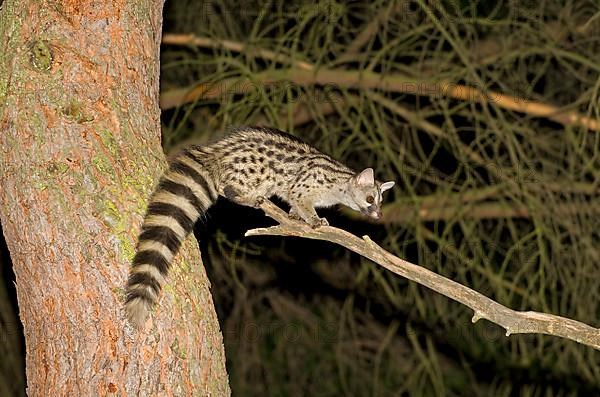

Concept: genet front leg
[[288, 199, 329, 228]]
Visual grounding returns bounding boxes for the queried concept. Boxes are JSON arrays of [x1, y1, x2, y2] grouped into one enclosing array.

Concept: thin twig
[[336, 2, 403, 64], [245, 200, 600, 350], [371, 198, 600, 224], [253, 93, 343, 128], [364, 90, 487, 165]]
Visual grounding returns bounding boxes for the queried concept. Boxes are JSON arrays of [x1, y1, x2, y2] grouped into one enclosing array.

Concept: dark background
[[2, 1, 599, 395]]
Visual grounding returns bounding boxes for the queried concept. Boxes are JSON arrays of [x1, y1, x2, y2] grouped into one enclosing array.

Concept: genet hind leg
[[223, 185, 265, 208]]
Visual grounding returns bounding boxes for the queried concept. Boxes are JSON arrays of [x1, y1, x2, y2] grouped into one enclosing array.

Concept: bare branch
[[162, 33, 314, 71], [161, 67, 600, 132], [245, 200, 600, 350]]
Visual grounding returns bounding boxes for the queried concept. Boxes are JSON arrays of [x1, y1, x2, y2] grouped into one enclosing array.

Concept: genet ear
[[380, 181, 395, 193], [355, 168, 375, 186]]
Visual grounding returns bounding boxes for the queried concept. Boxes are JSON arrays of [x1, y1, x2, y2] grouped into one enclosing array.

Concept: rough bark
[[0, 1, 230, 396]]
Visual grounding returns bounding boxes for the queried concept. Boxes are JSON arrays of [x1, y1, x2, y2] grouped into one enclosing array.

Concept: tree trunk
[[0, 1, 230, 395]]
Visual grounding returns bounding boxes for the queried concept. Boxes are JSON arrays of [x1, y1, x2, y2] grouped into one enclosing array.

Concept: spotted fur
[[125, 126, 394, 328]]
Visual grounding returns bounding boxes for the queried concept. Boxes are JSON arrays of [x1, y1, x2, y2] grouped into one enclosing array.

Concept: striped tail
[[124, 149, 218, 328]]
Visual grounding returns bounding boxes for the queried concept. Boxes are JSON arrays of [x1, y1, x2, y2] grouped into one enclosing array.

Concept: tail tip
[[124, 297, 151, 330]]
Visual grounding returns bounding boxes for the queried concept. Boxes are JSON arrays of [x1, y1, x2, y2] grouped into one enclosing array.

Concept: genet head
[[347, 168, 394, 220]]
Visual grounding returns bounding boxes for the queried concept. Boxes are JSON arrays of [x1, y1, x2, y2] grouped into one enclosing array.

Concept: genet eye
[[366, 195, 374, 204]]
